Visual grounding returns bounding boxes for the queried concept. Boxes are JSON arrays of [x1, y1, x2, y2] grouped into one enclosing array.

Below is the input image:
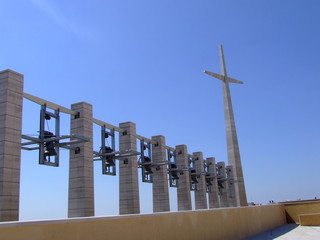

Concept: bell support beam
[[92, 118, 124, 134], [23, 92, 78, 116]]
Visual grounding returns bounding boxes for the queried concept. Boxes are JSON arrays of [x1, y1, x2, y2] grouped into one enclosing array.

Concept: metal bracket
[[93, 126, 141, 176], [167, 149, 179, 188], [21, 105, 90, 167], [139, 140, 153, 183], [189, 156, 199, 191], [204, 161, 214, 193], [100, 126, 116, 175], [216, 162, 227, 195], [39, 105, 59, 166], [22, 134, 90, 165]]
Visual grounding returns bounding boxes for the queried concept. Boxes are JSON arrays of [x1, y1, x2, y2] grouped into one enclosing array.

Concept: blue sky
[[1, 0, 319, 221]]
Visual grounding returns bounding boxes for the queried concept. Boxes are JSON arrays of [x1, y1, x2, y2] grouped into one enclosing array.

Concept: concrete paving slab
[[246, 224, 320, 240]]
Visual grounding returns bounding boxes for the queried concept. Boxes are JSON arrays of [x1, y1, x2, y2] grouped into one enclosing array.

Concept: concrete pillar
[[0, 70, 23, 221], [175, 144, 191, 211], [226, 165, 237, 207], [193, 152, 207, 210], [206, 157, 220, 208], [217, 161, 228, 208], [151, 135, 170, 213], [119, 122, 140, 214], [68, 102, 94, 218]]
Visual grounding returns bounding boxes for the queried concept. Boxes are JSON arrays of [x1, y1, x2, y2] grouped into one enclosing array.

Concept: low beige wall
[[300, 213, 320, 226], [281, 199, 320, 223], [0, 205, 285, 240]]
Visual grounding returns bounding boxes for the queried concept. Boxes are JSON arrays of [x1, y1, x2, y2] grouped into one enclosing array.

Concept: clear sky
[[1, 0, 319, 221]]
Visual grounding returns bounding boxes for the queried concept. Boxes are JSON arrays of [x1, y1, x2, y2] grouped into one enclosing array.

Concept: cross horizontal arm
[[203, 70, 244, 84]]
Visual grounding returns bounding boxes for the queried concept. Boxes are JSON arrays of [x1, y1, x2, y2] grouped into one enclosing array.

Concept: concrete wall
[[281, 199, 320, 223], [299, 213, 320, 226], [0, 205, 286, 240]]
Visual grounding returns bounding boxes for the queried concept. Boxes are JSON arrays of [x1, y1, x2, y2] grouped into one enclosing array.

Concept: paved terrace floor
[[246, 224, 320, 240]]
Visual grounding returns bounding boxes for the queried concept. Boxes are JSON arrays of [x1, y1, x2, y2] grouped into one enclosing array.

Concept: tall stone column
[[193, 152, 207, 210], [217, 161, 228, 208], [119, 122, 140, 214], [151, 135, 170, 212], [207, 157, 220, 208], [68, 102, 94, 217], [0, 70, 23, 221], [175, 144, 191, 211]]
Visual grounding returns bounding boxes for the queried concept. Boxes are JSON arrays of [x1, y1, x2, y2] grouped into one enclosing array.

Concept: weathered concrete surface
[[151, 135, 170, 213], [119, 122, 140, 214], [175, 144, 192, 211], [68, 102, 94, 218], [193, 152, 207, 210], [280, 199, 320, 224], [217, 161, 228, 207], [300, 213, 320, 226], [226, 165, 237, 207], [0, 205, 286, 240], [207, 157, 220, 208], [0, 70, 24, 222]]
